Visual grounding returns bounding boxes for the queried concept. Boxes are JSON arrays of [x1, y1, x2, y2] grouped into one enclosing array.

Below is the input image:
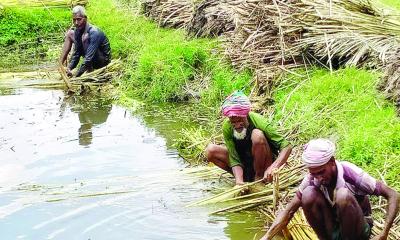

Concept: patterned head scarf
[[302, 139, 336, 168], [221, 91, 251, 117]]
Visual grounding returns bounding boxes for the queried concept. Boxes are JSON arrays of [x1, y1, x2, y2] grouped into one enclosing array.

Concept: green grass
[[0, 7, 70, 68], [0, 7, 69, 46], [87, 1, 400, 189], [273, 68, 400, 188], [87, 0, 400, 190], [87, 0, 252, 104], [376, 0, 400, 11]]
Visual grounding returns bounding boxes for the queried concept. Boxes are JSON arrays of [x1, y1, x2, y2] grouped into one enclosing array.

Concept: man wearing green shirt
[[205, 91, 292, 185]]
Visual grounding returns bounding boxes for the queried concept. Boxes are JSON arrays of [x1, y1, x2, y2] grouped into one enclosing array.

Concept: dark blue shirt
[[68, 24, 111, 77]]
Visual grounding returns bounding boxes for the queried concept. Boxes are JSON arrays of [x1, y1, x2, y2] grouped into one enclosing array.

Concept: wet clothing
[[68, 24, 111, 77], [297, 160, 383, 239], [222, 111, 290, 180]]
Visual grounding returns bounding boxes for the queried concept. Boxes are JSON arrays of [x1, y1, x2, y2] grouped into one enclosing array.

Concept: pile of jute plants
[[140, 0, 400, 107], [58, 59, 123, 93], [141, 0, 194, 28], [140, 0, 237, 37], [223, 0, 400, 105], [0, 0, 87, 8], [186, 0, 236, 38]]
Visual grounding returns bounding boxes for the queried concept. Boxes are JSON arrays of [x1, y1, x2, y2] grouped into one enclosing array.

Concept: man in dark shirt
[[66, 6, 111, 77]]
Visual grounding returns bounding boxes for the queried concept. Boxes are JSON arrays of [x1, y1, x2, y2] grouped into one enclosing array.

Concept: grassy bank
[[273, 68, 400, 188], [0, 7, 70, 69], [88, 0, 251, 105], [85, 0, 400, 189]]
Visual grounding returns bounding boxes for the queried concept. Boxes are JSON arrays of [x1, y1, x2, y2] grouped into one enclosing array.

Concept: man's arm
[[232, 165, 244, 185], [373, 183, 399, 240], [264, 145, 292, 182], [261, 195, 301, 240], [67, 31, 81, 72]]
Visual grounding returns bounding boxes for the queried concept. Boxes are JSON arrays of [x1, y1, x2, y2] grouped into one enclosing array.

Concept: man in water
[[205, 91, 292, 185], [261, 139, 400, 240], [64, 5, 111, 77]]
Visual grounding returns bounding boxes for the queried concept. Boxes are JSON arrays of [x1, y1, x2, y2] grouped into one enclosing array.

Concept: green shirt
[[222, 112, 290, 167]]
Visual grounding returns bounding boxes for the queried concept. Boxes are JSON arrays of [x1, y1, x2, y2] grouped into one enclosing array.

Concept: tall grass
[[0, 7, 70, 68], [87, 0, 251, 104], [0, 7, 69, 46], [273, 68, 400, 188]]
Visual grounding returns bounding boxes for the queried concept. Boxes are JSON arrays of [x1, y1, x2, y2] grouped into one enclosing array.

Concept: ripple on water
[[0, 88, 234, 240]]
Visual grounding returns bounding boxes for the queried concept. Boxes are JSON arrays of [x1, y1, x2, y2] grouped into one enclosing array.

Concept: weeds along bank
[[87, 0, 252, 105], [272, 68, 400, 189], [0, 7, 70, 70]]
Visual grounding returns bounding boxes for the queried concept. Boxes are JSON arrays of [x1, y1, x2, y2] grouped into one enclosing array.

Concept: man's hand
[[260, 195, 301, 240], [263, 166, 277, 183], [66, 68, 73, 77], [233, 184, 250, 196], [371, 233, 388, 240]]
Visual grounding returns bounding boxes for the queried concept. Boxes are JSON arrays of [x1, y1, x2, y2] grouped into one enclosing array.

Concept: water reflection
[[59, 93, 113, 146], [224, 211, 265, 240], [0, 86, 264, 240]]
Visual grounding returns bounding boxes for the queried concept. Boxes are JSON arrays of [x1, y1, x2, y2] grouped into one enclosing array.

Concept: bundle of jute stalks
[[186, 0, 236, 38], [1, 0, 88, 8], [58, 59, 122, 93], [223, 0, 302, 71], [187, 161, 305, 212], [70, 59, 122, 84], [141, 0, 194, 28]]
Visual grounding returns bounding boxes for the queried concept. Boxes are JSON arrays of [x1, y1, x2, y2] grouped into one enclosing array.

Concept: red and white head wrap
[[221, 91, 251, 117], [302, 139, 336, 168]]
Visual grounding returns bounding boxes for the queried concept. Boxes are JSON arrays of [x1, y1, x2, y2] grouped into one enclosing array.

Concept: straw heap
[[141, 0, 194, 28], [222, 0, 400, 105], [186, 0, 236, 38], [70, 59, 123, 84], [58, 59, 123, 93]]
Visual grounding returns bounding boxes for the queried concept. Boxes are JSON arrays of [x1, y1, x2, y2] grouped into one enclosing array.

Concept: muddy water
[[0, 84, 265, 239]]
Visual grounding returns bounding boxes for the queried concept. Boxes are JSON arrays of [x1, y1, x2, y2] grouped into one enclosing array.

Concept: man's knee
[[302, 186, 325, 208], [335, 188, 354, 207], [205, 144, 218, 161], [251, 129, 268, 146]]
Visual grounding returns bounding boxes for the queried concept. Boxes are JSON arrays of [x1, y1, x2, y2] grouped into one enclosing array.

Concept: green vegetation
[[273, 68, 400, 187], [87, 0, 251, 104], [87, 0, 399, 188], [1, 0, 398, 189], [0, 8, 69, 46], [377, 0, 400, 10], [0, 7, 70, 68]]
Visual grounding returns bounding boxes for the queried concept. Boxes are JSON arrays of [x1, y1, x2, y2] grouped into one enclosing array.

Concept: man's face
[[228, 116, 249, 133], [308, 159, 336, 186], [73, 13, 87, 30]]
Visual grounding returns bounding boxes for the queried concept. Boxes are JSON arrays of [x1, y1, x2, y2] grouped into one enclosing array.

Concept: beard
[[233, 128, 247, 140]]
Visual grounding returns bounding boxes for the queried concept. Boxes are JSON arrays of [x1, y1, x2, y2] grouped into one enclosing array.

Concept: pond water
[[0, 81, 265, 239]]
